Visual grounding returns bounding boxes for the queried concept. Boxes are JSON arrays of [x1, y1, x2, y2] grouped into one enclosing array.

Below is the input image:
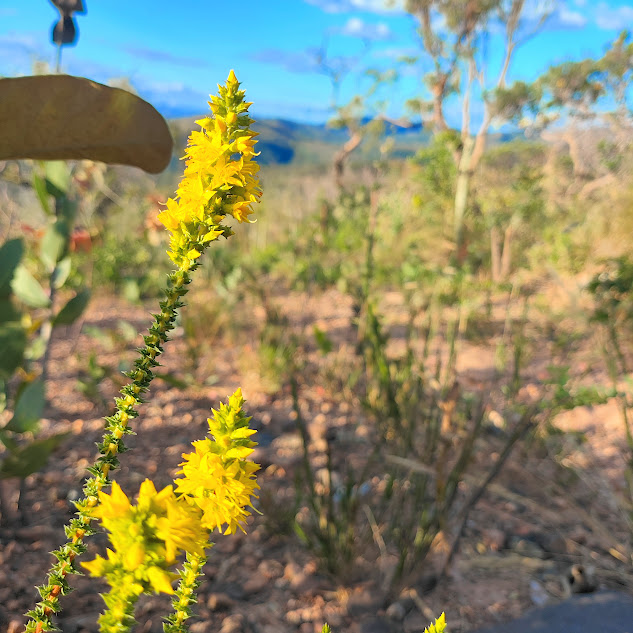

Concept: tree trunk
[[500, 225, 513, 280], [333, 130, 363, 192], [454, 136, 474, 264], [490, 226, 501, 282]]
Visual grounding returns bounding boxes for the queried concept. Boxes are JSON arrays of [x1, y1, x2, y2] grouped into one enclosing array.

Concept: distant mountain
[[167, 116, 530, 168], [168, 116, 433, 167]]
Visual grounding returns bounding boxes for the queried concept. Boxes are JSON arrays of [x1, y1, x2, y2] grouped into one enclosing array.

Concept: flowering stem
[[24, 266, 196, 633], [163, 552, 207, 633], [97, 576, 142, 633]]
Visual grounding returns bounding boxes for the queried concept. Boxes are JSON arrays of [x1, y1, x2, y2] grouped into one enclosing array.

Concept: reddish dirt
[[1, 287, 632, 633]]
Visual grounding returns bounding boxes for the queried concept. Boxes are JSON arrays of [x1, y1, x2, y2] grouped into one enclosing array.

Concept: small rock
[[510, 536, 546, 559], [243, 574, 268, 594], [529, 579, 549, 606], [386, 601, 407, 621], [482, 528, 506, 551], [207, 593, 235, 611], [220, 614, 244, 633], [286, 609, 304, 625], [190, 622, 213, 633], [8, 620, 25, 633], [258, 559, 284, 579], [284, 561, 306, 589]]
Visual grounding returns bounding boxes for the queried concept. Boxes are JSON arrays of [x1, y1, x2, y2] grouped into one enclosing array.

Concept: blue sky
[[0, 0, 631, 123]]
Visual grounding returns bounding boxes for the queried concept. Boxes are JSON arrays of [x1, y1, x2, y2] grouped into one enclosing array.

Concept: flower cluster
[[82, 480, 206, 594], [81, 391, 259, 631], [158, 70, 261, 270], [175, 388, 260, 534]]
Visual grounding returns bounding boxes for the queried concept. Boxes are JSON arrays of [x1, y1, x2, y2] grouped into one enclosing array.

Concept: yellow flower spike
[[95, 481, 131, 519], [124, 542, 146, 570], [81, 555, 107, 577], [146, 567, 176, 594], [174, 390, 259, 535], [157, 71, 261, 269]]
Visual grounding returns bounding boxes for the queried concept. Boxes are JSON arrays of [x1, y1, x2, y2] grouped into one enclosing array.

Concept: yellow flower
[[81, 480, 207, 595], [158, 70, 262, 269], [174, 389, 260, 534]]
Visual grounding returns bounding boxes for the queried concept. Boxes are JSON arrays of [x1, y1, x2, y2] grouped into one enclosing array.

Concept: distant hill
[[167, 116, 528, 168], [168, 116, 434, 167]]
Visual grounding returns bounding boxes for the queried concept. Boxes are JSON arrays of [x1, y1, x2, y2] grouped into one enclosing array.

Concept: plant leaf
[[53, 289, 91, 326], [45, 161, 71, 198], [0, 238, 24, 296], [52, 256, 72, 289], [0, 433, 69, 480], [32, 170, 53, 216], [11, 265, 51, 308], [40, 220, 70, 271], [4, 378, 45, 433], [0, 322, 27, 380], [0, 75, 173, 173]]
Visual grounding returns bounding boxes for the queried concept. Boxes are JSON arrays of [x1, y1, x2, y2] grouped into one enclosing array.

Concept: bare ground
[[1, 285, 632, 633]]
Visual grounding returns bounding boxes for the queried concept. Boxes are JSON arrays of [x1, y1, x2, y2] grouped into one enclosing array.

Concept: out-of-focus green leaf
[[313, 325, 333, 354], [45, 161, 70, 198], [0, 238, 24, 296], [59, 197, 78, 225], [3, 378, 45, 433], [11, 265, 51, 308], [0, 75, 173, 174], [0, 299, 20, 323], [40, 220, 70, 271], [0, 378, 6, 415], [0, 433, 69, 480], [53, 289, 90, 326], [32, 170, 53, 216], [25, 334, 47, 361], [0, 431, 17, 451], [123, 279, 140, 303], [0, 322, 27, 379], [154, 372, 191, 390], [52, 256, 72, 289]]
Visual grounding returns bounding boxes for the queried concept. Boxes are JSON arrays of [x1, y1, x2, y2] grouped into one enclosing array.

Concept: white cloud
[[594, 2, 633, 29], [372, 45, 418, 59], [336, 17, 392, 39], [557, 6, 587, 27], [305, 0, 402, 14], [521, 0, 587, 30]]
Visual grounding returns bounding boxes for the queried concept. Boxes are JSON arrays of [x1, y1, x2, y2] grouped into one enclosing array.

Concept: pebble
[[242, 574, 268, 594], [258, 559, 284, 579], [207, 592, 235, 611], [385, 601, 407, 621], [219, 613, 244, 633], [481, 528, 506, 551], [529, 579, 550, 606], [510, 536, 547, 559]]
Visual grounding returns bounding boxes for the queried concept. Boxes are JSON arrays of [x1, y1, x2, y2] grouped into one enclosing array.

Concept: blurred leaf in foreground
[[0, 75, 173, 173]]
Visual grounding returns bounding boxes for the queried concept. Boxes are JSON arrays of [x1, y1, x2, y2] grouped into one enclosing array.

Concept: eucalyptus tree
[[497, 29, 633, 193], [403, 0, 549, 261]]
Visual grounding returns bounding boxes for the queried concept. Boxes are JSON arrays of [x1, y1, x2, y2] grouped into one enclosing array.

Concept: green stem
[[25, 267, 194, 633], [98, 578, 142, 633], [164, 552, 207, 633]]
